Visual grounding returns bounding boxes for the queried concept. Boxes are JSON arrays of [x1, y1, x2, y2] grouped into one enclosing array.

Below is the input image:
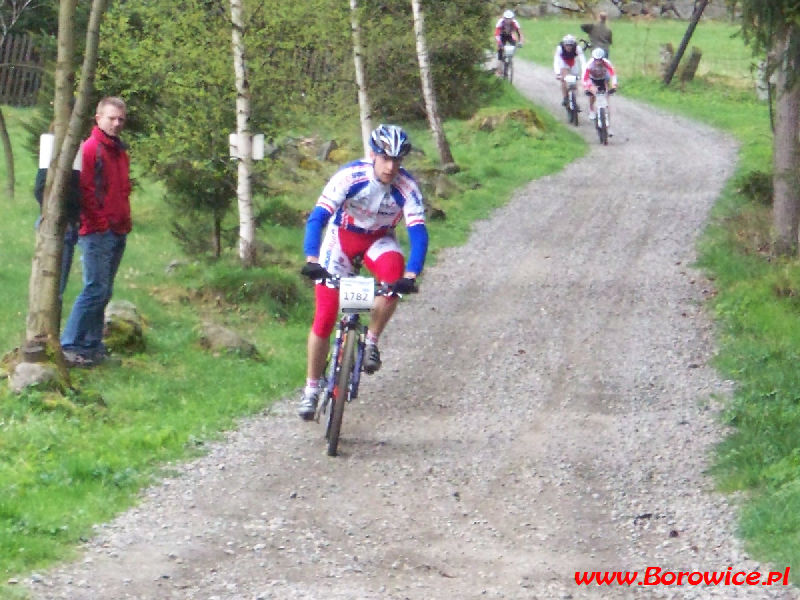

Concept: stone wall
[[495, 1, 735, 20]]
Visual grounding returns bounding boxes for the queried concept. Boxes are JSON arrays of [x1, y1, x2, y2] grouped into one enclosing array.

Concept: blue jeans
[[61, 230, 127, 356]]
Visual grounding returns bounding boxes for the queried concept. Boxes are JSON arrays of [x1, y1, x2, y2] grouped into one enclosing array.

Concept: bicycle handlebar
[[301, 263, 418, 296]]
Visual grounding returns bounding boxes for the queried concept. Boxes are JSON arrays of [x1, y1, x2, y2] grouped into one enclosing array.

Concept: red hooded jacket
[[78, 125, 132, 235]]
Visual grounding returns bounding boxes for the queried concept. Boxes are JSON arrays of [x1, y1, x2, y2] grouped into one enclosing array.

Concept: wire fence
[[0, 33, 43, 107]]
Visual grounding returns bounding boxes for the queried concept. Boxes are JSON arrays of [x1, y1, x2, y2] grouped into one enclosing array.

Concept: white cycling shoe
[[297, 388, 318, 421]]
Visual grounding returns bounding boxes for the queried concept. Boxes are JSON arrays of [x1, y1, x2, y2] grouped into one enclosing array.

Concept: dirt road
[[25, 60, 800, 600]]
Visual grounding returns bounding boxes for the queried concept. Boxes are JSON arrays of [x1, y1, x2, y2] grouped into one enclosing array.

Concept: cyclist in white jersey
[[297, 124, 429, 420]]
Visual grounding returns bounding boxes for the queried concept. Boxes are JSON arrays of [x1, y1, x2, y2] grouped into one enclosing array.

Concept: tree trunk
[[662, 0, 708, 85], [212, 214, 222, 259], [0, 1, 40, 202], [771, 28, 800, 256], [350, 0, 372, 156], [26, 0, 107, 352], [410, 0, 457, 171], [231, 0, 256, 267], [0, 107, 14, 200]]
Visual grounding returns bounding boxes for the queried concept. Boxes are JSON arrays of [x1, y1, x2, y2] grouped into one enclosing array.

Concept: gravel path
[[24, 60, 800, 600]]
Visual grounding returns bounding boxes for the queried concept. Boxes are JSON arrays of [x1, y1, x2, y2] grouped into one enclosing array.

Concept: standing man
[[61, 96, 131, 367], [581, 11, 612, 59], [297, 124, 428, 420]]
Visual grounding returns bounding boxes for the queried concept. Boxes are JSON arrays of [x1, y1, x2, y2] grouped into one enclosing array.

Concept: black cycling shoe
[[363, 344, 382, 374]]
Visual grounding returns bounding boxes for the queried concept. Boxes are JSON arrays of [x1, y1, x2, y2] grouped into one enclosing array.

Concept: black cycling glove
[[301, 262, 331, 280], [392, 277, 418, 295]]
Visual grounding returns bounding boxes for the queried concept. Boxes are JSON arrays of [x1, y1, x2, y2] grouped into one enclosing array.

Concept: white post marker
[[39, 133, 82, 170], [229, 132, 264, 160]]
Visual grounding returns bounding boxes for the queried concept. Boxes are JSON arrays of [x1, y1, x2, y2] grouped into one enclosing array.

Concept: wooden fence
[[0, 33, 43, 107]]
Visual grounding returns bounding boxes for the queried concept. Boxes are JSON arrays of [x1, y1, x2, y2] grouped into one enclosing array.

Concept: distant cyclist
[[494, 9, 524, 76], [583, 47, 618, 124], [553, 34, 586, 106], [297, 124, 429, 421]]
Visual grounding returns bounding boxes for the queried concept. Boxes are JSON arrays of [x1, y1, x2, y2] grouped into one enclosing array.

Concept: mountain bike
[[564, 74, 580, 126], [311, 260, 416, 456], [592, 87, 616, 145], [502, 43, 517, 82]]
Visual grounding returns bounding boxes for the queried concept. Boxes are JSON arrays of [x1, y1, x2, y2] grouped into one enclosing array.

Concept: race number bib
[[339, 276, 375, 313]]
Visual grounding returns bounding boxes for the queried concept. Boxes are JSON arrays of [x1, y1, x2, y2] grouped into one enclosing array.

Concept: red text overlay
[[575, 566, 791, 587]]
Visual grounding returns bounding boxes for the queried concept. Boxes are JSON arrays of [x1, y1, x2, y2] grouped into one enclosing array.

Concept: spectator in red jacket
[[61, 96, 131, 367]]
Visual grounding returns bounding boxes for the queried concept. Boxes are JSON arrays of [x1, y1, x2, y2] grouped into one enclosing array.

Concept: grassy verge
[[0, 80, 585, 585], [522, 15, 796, 581]]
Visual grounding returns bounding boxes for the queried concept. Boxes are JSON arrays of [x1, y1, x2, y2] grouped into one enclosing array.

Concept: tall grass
[[521, 15, 798, 581], [0, 81, 585, 583]]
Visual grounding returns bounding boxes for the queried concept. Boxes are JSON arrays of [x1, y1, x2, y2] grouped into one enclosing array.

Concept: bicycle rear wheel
[[327, 329, 356, 456]]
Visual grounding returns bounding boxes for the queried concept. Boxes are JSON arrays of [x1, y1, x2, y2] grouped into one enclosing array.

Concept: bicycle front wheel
[[597, 107, 608, 145], [327, 329, 357, 456]]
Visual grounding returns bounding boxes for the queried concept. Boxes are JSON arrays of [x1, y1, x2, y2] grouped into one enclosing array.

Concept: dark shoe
[[297, 389, 318, 421], [363, 344, 382, 374], [63, 351, 98, 368]]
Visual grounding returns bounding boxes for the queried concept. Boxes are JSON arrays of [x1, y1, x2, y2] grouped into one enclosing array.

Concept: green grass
[[521, 14, 798, 581], [0, 81, 586, 585]]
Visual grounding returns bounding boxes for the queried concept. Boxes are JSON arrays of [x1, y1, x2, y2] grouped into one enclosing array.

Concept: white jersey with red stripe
[[583, 57, 618, 87], [316, 158, 426, 234], [554, 43, 586, 76], [494, 17, 522, 44]]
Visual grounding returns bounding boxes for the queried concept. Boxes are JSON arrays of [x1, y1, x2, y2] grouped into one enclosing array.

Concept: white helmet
[[591, 47, 605, 60], [503, 10, 514, 19], [562, 34, 576, 45]]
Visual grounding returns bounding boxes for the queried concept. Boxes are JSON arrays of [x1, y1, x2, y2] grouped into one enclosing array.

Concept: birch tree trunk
[[231, 0, 256, 266], [410, 0, 457, 170], [25, 0, 108, 356], [771, 27, 800, 256], [350, 0, 372, 156]]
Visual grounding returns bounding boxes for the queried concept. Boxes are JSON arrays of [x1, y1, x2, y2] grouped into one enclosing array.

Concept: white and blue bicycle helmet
[[369, 124, 411, 158]]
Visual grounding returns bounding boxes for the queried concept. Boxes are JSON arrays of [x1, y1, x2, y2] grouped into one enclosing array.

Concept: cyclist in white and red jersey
[[554, 34, 586, 106], [297, 124, 429, 420], [494, 10, 524, 75], [583, 47, 618, 121]]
